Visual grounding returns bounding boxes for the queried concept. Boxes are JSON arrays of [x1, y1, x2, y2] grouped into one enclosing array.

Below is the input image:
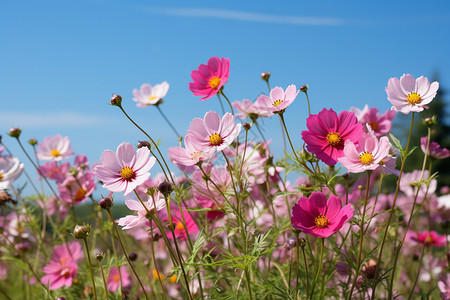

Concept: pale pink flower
[[37, 196, 69, 219], [0, 155, 24, 190], [186, 111, 241, 152], [438, 274, 450, 300], [351, 105, 396, 136], [41, 242, 83, 290], [38, 161, 70, 183], [254, 85, 299, 115], [107, 266, 131, 292], [400, 170, 437, 198], [386, 74, 439, 114], [94, 142, 156, 196], [168, 135, 215, 172], [421, 136, 450, 159], [338, 130, 391, 173], [189, 56, 230, 101], [232, 99, 272, 120], [133, 82, 169, 107], [116, 192, 165, 229], [36, 135, 74, 161], [58, 170, 96, 205]]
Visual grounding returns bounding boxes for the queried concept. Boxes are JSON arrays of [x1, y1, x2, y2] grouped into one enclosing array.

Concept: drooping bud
[[422, 116, 437, 127], [299, 238, 307, 248], [28, 138, 38, 146], [261, 72, 271, 81], [362, 259, 377, 280], [300, 85, 309, 92], [129, 252, 138, 261], [158, 181, 173, 196], [8, 128, 22, 138], [243, 122, 251, 131], [73, 224, 91, 240], [110, 94, 122, 107], [99, 197, 113, 210], [137, 140, 151, 151]]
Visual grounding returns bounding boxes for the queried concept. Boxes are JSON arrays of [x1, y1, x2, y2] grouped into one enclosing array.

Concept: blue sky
[[1, 0, 450, 197]]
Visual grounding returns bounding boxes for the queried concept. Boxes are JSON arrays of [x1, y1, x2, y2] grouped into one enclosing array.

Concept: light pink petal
[[399, 74, 416, 94]]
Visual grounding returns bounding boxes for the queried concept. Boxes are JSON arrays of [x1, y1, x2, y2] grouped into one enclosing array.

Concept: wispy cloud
[[147, 7, 345, 26], [0, 111, 110, 129]]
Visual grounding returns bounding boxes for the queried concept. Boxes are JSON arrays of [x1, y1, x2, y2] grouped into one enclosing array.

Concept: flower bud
[[96, 252, 104, 262], [73, 224, 91, 240], [99, 197, 113, 210], [28, 138, 38, 146], [57, 297, 66, 300], [300, 149, 313, 161], [284, 237, 297, 250], [422, 116, 437, 127], [300, 85, 309, 92], [261, 72, 271, 81], [243, 122, 251, 131], [137, 140, 151, 151], [158, 181, 173, 196], [362, 259, 377, 280], [8, 128, 22, 138], [110, 94, 122, 107], [129, 252, 138, 261], [299, 238, 307, 247]]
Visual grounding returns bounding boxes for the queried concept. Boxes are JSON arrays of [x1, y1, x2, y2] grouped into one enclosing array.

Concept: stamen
[[314, 214, 329, 228], [120, 166, 135, 181], [326, 132, 342, 146], [407, 92, 422, 105], [50, 149, 61, 157], [359, 152, 374, 165], [209, 133, 223, 146], [209, 76, 221, 89], [272, 100, 283, 107]]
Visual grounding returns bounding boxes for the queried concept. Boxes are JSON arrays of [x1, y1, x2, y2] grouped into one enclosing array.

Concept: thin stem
[[364, 173, 385, 235], [408, 243, 426, 299], [219, 90, 234, 115], [239, 128, 249, 185], [170, 228, 194, 300], [254, 121, 268, 145], [310, 238, 324, 298], [109, 230, 124, 297], [83, 239, 98, 300], [371, 112, 415, 299], [304, 91, 311, 116], [98, 260, 109, 300], [245, 267, 253, 300], [149, 224, 168, 300], [156, 105, 182, 140], [348, 171, 372, 299], [301, 242, 310, 299], [106, 209, 149, 299], [294, 233, 300, 300], [0, 287, 12, 300], [216, 93, 226, 115]]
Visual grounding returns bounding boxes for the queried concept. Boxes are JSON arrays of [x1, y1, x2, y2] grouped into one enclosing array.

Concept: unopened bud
[[243, 123, 251, 131], [110, 94, 122, 107], [362, 259, 377, 280], [99, 197, 113, 210], [284, 237, 297, 250], [422, 116, 437, 127], [137, 140, 151, 151], [261, 72, 271, 81], [300, 85, 309, 92], [28, 138, 37, 146], [129, 252, 138, 261], [158, 181, 173, 196], [299, 238, 307, 247], [73, 224, 91, 240], [96, 252, 104, 262], [8, 128, 22, 138], [57, 297, 66, 300], [300, 149, 313, 161]]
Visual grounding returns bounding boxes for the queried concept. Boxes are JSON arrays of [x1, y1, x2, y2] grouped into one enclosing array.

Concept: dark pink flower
[[351, 105, 396, 136], [58, 170, 96, 205], [421, 136, 450, 159], [291, 192, 353, 238], [301, 108, 363, 166], [385, 74, 439, 114], [165, 209, 199, 240], [40, 242, 83, 290], [409, 231, 446, 247], [94, 142, 156, 196], [107, 266, 131, 292], [189, 57, 230, 101]]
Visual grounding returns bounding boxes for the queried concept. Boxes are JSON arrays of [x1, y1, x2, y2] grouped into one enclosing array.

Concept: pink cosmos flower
[[301, 108, 363, 166], [107, 266, 131, 292], [94, 142, 156, 196], [254, 85, 299, 115], [116, 192, 166, 229], [338, 130, 391, 173], [41, 242, 84, 290], [232, 99, 272, 120], [38, 161, 70, 183], [133, 82, 169, 107], [386, 74, 439, 114], [189, 57, 230, 101], [351, 105, 396, 136], [37, 196, 69, 219], [36, 135, 74, 161], [165, 209, 199, 240], [186, 111, 241, 152], [400, 170, 437, 198], [438, 274, 450, 300], [58, 170, 96, 205], [0, 155, 24, 190], [421, 136, 450, 159], [168, 135, 215, 172], [291, 192, 354, 238], [408, 231, 446, 247]]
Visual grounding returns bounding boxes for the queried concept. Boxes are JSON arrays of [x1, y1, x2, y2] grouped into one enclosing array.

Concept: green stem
[[82, 238, 98, 300], [98, 260, 109, 300], [301, 242, 310, 299], [156, 104, 182, 140], [219, 90, 234, 115], [310, 238, 324, 298], [149, 223, 168, 300], [294, 233, 300, 300], [216, 93, 226, 115], [245, 267, 253, 300], [407, 243, 426, 299], [304, 91, 311, 116]]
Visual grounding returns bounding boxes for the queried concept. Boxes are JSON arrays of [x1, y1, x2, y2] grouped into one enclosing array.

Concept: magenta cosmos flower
[[421, 136, 450, 159], [186, 111, 241, 152], [409, 231, 446, 247], [94, 142, 156, 196], [254, 85, 299, 115], [41, 241, 83, 290], [133, 81, 169, 107], [338, 129, 391, 173], [36, 135, 74, 161], [386, 74, 439, 114], [291, 192, 353, 238], [301, 108, 363, 166], [189, 56, 230, 101], [107, 266, 131, 292], [351, 105, 396, 136]]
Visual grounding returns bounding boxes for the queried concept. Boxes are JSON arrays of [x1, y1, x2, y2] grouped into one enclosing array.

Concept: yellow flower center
[[74, 188, 87, 201], [50, 149, 61, 157], [425, 234, 433, 245], [152, 269, 166, 280], [359, 152, 374, 165], [175, 221, 185, 231], [0, 172, 3, 180], [314, 214, 329, 228], [120, 166, 135, 180], [407, 92, 422, 105], [209, 133, 223, 146], [148, 95, 157, 101], [208, 76, 221, 89], [369, 121, 379, 131], [272, 100, 283, 107], [326, 132, 342, 146]]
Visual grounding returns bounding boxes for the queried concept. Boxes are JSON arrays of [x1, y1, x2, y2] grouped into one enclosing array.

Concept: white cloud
[[147, 7, 345, 26], [0, 111, 110, 129]]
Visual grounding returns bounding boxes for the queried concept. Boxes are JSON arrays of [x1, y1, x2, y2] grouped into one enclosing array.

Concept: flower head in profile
[[36, 135, 74, 161], [186, 111, 241, 152], [107, 266, 131, 292], [338, 129, 391, 173], [116, 192, 165, 229], [232, 99, 272, 120], [351, 105, 396, 136], [409, 231, 446, 247], [168, 135, 215, 173], [301, 108, 363, 166], [421, 136, 450, 160], [386, 74, 439, 114], [255, 84, 299, 115], [291, 192, 353, 238], [133, 82, 169, 107], [40, 241, 83, 290], [438, 274, 450, 300], [0, 155, 24, 190], [400, 170, 437, 198], [189, 57, 230, 101], [94, 142, 156, 195]]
